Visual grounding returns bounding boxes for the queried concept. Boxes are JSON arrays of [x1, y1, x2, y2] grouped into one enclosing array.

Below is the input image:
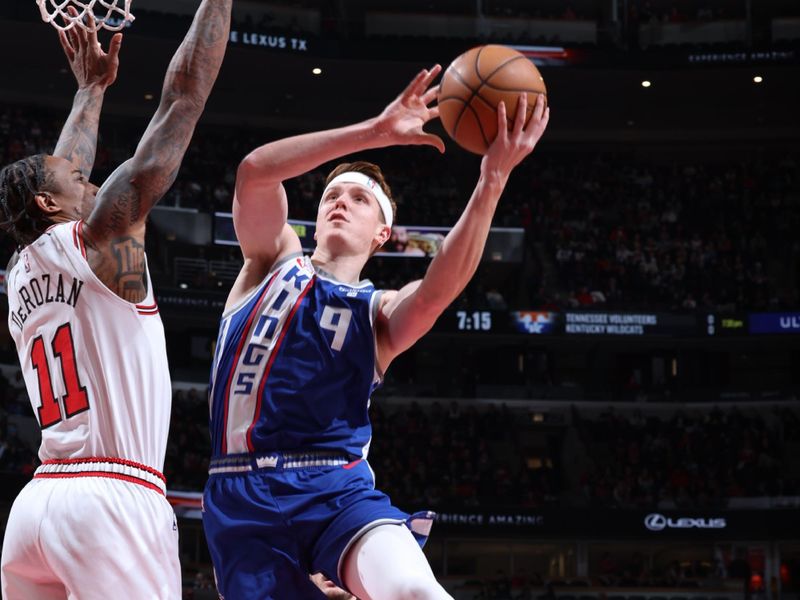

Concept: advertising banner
[[749, 312, 800, 335], [214, 214, 524, 262], [165, 492, 800, 540]]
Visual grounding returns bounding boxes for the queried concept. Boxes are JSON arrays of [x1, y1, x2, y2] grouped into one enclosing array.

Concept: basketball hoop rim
[[35, 0, 136, 33]]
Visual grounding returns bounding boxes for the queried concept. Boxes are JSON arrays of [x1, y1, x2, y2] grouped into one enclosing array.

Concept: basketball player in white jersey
[[0, 2, 231, 598], [208, 67, 548, 599]]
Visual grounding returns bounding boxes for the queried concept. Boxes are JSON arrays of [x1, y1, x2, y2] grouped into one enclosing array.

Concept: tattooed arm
[[83, 0, 232, 302], [53, 10, 122, 178]]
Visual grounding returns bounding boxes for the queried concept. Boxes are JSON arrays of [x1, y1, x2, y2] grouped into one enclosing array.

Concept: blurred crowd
[[2, 102, 799, 314], [163, 388, 212, 491], [369, 401, 561, 511], [470, 546, 757, 597], [161, 390, 800, 513], [525, 154, 798, 312], [378, 402, 800, 510], [3, 370, 799, 513], [0, 369, 37, 477], [161, 393, 564, 509], [574, 405, 800, 508]]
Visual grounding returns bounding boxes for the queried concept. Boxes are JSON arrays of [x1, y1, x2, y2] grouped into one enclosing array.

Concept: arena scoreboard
[[432, 310, 800, 337]]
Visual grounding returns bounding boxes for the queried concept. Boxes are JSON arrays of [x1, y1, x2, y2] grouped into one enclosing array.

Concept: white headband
[[320, 172, 393, 229]]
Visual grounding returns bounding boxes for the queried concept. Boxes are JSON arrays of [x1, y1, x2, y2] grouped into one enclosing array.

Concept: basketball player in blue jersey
[[204, 65, 549, 599]]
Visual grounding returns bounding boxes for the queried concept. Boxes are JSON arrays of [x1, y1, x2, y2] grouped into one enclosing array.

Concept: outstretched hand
[[375, 64, 445, 153], [482, 93, 550, 180], [58, 8, 122, 90]]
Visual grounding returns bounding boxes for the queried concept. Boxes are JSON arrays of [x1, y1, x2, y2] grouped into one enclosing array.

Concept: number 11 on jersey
[[30, 322, 90, 429]]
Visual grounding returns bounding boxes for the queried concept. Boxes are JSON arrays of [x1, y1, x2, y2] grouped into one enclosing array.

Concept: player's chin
[[322, 230, 369, 255]]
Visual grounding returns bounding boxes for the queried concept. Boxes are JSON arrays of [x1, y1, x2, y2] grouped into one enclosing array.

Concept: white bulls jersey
[[4, 220, 171, 470]]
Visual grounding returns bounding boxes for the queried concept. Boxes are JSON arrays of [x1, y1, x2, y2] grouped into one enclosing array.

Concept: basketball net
[[36, 0, 135, 32]]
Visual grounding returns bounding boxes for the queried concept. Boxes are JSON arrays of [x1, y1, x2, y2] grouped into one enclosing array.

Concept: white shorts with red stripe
[[1, 458, 180, 600]]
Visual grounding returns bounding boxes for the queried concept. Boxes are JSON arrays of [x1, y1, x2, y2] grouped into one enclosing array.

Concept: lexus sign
[[644, 513, 727, 532]]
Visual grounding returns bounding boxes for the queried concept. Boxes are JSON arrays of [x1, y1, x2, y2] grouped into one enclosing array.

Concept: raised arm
[[86, 0, 232, 241], [232, 65, 444, 268], [81, 0, 231, 301], [53, 11, 122, 178], [376, 93, 550, 371]]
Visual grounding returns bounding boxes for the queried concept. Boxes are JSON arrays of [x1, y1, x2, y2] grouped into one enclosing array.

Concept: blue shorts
[[202, 452, 433, 600]]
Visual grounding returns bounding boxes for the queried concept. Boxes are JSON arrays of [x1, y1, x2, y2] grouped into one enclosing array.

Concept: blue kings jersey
[[209, 255, 383, 458]]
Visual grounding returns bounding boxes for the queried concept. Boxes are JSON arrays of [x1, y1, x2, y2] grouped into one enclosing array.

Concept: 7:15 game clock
[[456, 310, 493, 332]]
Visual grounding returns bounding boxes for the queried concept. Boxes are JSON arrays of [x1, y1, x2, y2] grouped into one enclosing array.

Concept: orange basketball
[[437, 45, 547, 155]]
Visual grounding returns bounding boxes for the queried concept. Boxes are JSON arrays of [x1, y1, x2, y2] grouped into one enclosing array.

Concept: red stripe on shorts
[[34, 471, 165, 496]]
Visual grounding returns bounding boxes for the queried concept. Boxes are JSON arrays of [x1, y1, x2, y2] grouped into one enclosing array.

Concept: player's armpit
[[375, 280, 444, 372], [79, 160, 149, 301], [80, 114, 194, 300], [80, 220, 149, 303], [83, 120, 217, 300], [86, 157, 173, 239], [223, 224, 302, 312]]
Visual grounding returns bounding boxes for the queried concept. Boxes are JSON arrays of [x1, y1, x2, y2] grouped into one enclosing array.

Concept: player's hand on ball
[[58, 7, 123, 90], [375, 64, 446, 153], [482, 92, 549, 180]]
